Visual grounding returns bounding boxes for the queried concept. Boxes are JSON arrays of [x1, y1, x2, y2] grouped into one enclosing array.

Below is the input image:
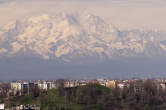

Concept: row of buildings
[[9, 78, 166, 96], [10, 79, 117, 96], [10, 80, 56, 96]]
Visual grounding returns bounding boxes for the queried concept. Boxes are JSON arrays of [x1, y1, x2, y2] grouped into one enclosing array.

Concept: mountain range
[[0, 12, 166, 63]]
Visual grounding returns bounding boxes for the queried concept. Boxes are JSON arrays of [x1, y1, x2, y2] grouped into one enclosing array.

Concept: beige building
[[106, 80, 116, 88]]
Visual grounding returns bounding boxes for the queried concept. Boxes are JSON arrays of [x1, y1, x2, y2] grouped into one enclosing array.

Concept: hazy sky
[[0, 0, 166, 30]]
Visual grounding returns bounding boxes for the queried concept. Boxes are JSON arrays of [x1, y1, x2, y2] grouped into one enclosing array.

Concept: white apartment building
[[38, 81, 47, 90], [11, 82, 22, 95], [11, 82, 22, 91], [0, 104, 4, 110]]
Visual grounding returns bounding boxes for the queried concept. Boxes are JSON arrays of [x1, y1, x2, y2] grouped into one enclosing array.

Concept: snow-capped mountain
[[0, 12, 166, 62]]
